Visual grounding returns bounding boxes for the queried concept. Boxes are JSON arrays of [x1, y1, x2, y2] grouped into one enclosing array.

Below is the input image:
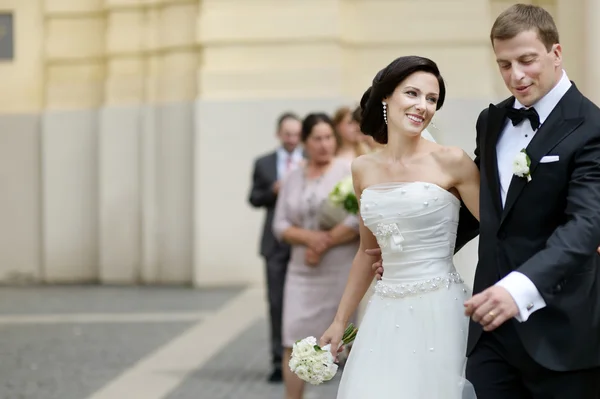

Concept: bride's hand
[[320, 321, 346, 360]]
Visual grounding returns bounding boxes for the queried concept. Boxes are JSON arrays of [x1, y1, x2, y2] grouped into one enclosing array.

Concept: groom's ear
[[551, 43, 562, 65]]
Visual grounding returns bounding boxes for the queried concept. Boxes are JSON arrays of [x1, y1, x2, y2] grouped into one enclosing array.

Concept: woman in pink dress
[[273, 113, 360, 399]]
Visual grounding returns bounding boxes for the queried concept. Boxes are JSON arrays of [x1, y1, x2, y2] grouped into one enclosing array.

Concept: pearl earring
[[382, 101, 388, 125]]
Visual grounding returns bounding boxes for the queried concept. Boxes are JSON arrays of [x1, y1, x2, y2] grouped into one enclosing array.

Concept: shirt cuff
[[495, 271, 546, 322]]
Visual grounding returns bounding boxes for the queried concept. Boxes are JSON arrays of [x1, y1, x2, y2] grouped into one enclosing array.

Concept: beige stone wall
[[0, 0, 592, 286]]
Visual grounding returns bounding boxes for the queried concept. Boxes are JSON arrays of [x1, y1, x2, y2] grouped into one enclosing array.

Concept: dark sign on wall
[[0, 12, 13, 60]]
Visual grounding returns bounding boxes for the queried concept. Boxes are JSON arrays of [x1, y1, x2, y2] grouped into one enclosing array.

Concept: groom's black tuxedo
[[455, 84, 600, 395]]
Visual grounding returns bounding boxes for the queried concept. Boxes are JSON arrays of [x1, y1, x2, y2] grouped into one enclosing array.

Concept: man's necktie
[[506, 107, 540, 130]]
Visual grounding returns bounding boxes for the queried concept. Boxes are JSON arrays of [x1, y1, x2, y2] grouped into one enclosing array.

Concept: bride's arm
[[320, 210, 378, 352], [323, 163, 378, 333], [443, 147, 480, 222], [332, 217, 379, 326]]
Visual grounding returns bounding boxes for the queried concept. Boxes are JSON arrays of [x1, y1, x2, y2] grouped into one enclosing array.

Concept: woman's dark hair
[[301, 113, 335, 142], [359, 56, 446, 144], [351, 106, 362, 124]]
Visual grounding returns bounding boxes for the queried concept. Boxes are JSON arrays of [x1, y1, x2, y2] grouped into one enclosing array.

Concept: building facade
[[0, 0, 595, 287]]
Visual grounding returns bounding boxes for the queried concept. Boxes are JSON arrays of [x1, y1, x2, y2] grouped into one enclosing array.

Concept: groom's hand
[[464, 286, 518, 332], [365, 248, 383, 280]]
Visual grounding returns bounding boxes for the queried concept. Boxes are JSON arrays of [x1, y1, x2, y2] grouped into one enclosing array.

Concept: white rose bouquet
[[289, 323, 358, 385], [317, 175, 359, 229]]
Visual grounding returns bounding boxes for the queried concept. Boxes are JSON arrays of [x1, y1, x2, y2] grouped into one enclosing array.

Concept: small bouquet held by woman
[[289, 323, 358, 385], [318, 175, 359, 229]]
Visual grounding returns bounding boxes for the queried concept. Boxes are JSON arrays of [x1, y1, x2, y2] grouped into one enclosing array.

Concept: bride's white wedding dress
[[336, 181, 476, 398]]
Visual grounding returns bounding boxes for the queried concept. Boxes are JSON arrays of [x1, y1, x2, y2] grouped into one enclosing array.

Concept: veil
[[422, 127, 437, 143]]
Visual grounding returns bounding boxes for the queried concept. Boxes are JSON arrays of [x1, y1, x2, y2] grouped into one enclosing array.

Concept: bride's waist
[[381, 257, 454, 279], [375, 270, 465, 299]]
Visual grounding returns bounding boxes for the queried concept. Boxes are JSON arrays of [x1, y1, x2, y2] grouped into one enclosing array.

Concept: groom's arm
[[454, 111, 483, 253], [466, 131, 600, 329], [513, 133, 600, 307], [495, 273, 546, 322], [455, 202, 480, 253]]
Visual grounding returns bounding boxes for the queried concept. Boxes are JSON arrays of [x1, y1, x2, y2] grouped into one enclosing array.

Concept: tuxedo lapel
[[484, 102, 509, 215], [500, 86, 584, 225]]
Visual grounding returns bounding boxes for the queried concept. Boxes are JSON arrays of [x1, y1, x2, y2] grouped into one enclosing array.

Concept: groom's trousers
[[466, 321, 600, 398]]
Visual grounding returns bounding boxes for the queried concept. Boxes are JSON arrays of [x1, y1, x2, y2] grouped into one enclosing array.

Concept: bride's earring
[[382, 101, 388, 125]]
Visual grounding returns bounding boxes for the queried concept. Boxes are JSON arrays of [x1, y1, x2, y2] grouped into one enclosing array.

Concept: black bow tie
[[506, 107, 540, 130]]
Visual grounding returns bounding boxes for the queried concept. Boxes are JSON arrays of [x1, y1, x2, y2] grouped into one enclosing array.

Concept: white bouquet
[[317, 175, 359, 229], [328, 175, 359, 214], [289, 323, 358, 385]]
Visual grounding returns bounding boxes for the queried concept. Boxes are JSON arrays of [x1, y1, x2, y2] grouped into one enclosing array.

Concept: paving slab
[[0, 321, 194, 399], [0, 286, 244, 315], [167, 318, 341, 399]]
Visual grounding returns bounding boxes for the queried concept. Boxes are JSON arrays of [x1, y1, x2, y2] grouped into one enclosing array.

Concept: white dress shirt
[[494, 70, 572, 322], [276, 146, 303, 180]]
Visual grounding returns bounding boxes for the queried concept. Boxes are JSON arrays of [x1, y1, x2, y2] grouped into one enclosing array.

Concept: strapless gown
[[336, 182, 476, 398]]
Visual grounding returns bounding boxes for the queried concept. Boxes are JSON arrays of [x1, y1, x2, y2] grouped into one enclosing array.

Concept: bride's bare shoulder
[[351, 153, 381, 187], [431, 145, 472, 167], [351, 152, 381, 171]]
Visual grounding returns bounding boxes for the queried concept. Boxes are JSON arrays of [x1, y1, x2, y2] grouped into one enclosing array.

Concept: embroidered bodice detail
[[360, 182, 463, 297], [374, 222, 404, 250]]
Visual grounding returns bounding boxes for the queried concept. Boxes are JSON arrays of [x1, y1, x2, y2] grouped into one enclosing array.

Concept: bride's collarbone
[[363, 171, 454, 190]]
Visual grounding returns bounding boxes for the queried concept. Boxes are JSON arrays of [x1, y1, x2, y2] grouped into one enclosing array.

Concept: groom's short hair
[[491, 4, 559, 52]]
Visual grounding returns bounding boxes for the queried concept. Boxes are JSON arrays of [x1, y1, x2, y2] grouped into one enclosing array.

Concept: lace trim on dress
[[374, 273, 465, 299]]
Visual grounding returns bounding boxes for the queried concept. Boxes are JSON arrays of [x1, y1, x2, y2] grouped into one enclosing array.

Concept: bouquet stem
[[342, 323, 358, 345], [322, 323, 358, 352]]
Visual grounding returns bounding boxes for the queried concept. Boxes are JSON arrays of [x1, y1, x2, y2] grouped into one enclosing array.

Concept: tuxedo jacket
[[248, 151, 290, 259], [455, 84, 600, 372]]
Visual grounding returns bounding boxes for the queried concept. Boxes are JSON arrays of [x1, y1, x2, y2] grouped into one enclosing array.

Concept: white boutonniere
[[513, 149, 532, 182]]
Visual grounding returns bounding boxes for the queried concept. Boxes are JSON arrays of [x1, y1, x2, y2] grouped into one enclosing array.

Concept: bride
[[320, 55, 480, 398]]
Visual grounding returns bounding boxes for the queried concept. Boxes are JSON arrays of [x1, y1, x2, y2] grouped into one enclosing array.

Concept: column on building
[[584, 0, 600, 104]]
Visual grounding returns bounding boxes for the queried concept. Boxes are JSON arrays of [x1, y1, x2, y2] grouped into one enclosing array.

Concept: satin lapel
[[500, 86, 584, 225], [484, 103, 508, 215]]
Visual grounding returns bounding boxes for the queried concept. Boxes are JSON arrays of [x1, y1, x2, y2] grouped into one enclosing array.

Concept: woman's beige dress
[[273, 158, 359, 347]]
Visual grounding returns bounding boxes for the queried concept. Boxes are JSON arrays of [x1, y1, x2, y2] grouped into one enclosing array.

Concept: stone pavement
[[168, 319, 340, 399], [0, 285, 340, 399]]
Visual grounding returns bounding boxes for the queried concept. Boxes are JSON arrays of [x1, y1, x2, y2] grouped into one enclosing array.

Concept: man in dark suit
[[373, 4, 600, 397], [460, 5, 600, 397], [248, 112, 302, 383]]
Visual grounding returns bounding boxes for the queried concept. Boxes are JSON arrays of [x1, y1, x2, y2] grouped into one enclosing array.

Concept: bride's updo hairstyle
[[359, 56, 446, 144]]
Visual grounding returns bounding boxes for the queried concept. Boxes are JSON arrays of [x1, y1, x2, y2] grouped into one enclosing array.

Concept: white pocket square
[[540, 155, 559, 163]]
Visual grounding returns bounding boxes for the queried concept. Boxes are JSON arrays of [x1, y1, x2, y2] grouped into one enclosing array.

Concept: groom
[[371, 4, 600, 397]]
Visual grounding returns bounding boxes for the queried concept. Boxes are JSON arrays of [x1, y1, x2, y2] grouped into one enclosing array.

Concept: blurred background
[[0, 0, 597, 398]]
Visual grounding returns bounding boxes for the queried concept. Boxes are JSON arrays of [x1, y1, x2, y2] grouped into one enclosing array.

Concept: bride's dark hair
[[359, 56, 446, 144]]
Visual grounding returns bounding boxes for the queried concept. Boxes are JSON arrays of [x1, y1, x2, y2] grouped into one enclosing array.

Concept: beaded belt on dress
[[374, 272, 465, 298]]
